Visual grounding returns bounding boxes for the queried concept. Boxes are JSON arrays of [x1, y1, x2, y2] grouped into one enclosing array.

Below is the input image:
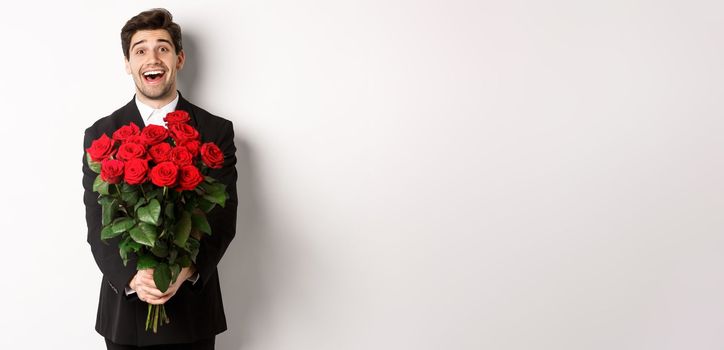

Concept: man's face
[[124, 29, 185, 103]]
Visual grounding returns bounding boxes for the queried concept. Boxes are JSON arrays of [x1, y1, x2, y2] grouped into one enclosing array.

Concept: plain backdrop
[[1, 1, 723, 349]]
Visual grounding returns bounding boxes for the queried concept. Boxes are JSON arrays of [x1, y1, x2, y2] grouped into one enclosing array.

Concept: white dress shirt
[[135, 93, 180, 128], [125, 92, 200, 296]]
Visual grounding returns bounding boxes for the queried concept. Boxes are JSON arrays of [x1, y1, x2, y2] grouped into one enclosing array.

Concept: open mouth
[[142, 70, 165, 83]]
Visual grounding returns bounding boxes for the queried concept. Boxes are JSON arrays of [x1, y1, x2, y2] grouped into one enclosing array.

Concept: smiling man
[[82, 8, 237, 350]]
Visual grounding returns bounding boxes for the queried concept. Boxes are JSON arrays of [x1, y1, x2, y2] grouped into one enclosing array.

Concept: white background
[[1, 1, 723, 349]]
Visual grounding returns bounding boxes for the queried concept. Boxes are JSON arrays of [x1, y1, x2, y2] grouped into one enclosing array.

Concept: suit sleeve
[[83, 127, 138, 296], [192, 120, 238, 291]]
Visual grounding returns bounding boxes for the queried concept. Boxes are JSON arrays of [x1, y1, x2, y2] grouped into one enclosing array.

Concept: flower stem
[[145, 303, 152, 331], [140, 184, 149, 201], [153, 304, 160, 333]]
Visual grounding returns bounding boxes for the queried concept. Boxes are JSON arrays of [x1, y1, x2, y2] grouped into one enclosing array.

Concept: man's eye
[[136, 50, 144, 55], [160, 47, 168, 52]]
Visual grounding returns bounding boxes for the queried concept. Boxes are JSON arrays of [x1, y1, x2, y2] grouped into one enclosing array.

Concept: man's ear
[[176, 50, 186, 71], [124, 57, 131, 75]]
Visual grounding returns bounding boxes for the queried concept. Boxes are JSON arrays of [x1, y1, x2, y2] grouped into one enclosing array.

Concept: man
[[82, 8, 237, 349]]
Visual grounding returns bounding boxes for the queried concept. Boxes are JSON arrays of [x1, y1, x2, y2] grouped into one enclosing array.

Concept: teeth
[[143, 71, 163, 76]]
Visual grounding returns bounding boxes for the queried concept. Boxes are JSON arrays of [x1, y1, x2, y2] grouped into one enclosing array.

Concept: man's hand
[[129, 266, 196, 305]]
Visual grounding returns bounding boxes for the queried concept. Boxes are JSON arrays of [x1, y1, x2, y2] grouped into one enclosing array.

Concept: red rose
[[149, 161, 178, 187], [200, 142, 224, 169], [116, 142, 147, 161], [164, 110, 190, 125], [124, 135, 145, 145], [86, 134, 115, 162], [169, 123, 200, 144], [148, 143, 172, 163], [170, 146, 193, 166], [100, 159, 124, 184], [124, 158, 149, 185], [179, 140, 201, 157], [176, 165, 204, 191], [112, 122, 141, 142], [141, 125, 169, 145]]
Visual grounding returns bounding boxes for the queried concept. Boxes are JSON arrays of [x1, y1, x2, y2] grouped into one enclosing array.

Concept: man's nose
[[147, 51, 161, 63]]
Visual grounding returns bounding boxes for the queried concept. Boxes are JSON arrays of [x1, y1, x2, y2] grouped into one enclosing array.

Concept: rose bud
[[86, 134, 115, 162], [177, 165, 204, 191], [116, 142, 147, 161], [164, 110, 190, 125], [100, 159, 124, 184], [148, 142, 172, 163], [141, 125, 170, 146], [124, 158, 149, 185], [112, 122, 141, 142], [200, 142, 224, 169], [169, 123, 200, 144], [149, 161, 179, 187], [170, 146, 193, 166]]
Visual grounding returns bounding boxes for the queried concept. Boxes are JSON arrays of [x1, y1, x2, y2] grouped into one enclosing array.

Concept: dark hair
[[121, 8, 183, 59]]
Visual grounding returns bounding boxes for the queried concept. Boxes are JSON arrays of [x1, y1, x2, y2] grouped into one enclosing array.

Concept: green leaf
[[121, 190, 139, 207], [126, 240, 141, 253], [121, 183, 136, 193], [168, 249, 178, 265], [184, 195, 198, 211], [101, 217, 132, 241], [176, 255, 191, 268], [133, 197, 147, 212], [198, 182, 213, 193], [129, 222, 157, 247], [137, 199, 161, 226], [204, 176, 217, 183], [169, 263, 181, 284], [154, 263, 172, 293], [197, 197, 216, 213], [147, 188, 163, 200], [212, 182, 227, 193], [93, 175, 110, 195], [173, 211, 192, 247], [191, 211, 212, 235], [119, 236, 131, 266], [203, 191, 227, 208], [111, 217, 136, 235], [119, 235, 142, 263], [150, 240, 169, 258], [101, 198, 119, 226], [100, 224, 119, 240], [137, 254, 159, 270], [164, 203, 175, 220], [86, 153, 101, 173], [185, 237, 201, 263]]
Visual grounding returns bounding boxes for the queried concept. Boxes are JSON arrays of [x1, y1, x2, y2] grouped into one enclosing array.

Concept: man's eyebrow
[[130, 39, 173, 51], [130, 39, 146, 51]]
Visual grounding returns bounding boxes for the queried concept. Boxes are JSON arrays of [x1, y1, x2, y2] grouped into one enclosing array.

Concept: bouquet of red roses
[[85, 110, 229, 333]]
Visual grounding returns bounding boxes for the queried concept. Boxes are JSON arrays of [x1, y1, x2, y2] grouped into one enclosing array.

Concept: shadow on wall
[[217, 135, 270, 350], [177, 32, 201, 100], [178, 30, 280, 349]]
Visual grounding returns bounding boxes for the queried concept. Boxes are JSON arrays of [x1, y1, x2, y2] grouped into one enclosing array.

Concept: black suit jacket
[[82, 93, 238, 346]]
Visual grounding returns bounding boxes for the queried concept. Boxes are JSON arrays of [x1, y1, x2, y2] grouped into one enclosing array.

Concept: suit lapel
[[119, 96, 145, 128], [175, 92, 199, 129]]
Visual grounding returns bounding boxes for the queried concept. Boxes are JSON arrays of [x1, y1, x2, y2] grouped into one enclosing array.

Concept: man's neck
[[135, 90, 178, 109]]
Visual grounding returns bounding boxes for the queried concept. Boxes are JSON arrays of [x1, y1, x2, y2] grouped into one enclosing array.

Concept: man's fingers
[[144, 291, 173, 305], [144, 296, 165, 305], [140, 275, 158, 288], [144, 287, 166, 298]]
